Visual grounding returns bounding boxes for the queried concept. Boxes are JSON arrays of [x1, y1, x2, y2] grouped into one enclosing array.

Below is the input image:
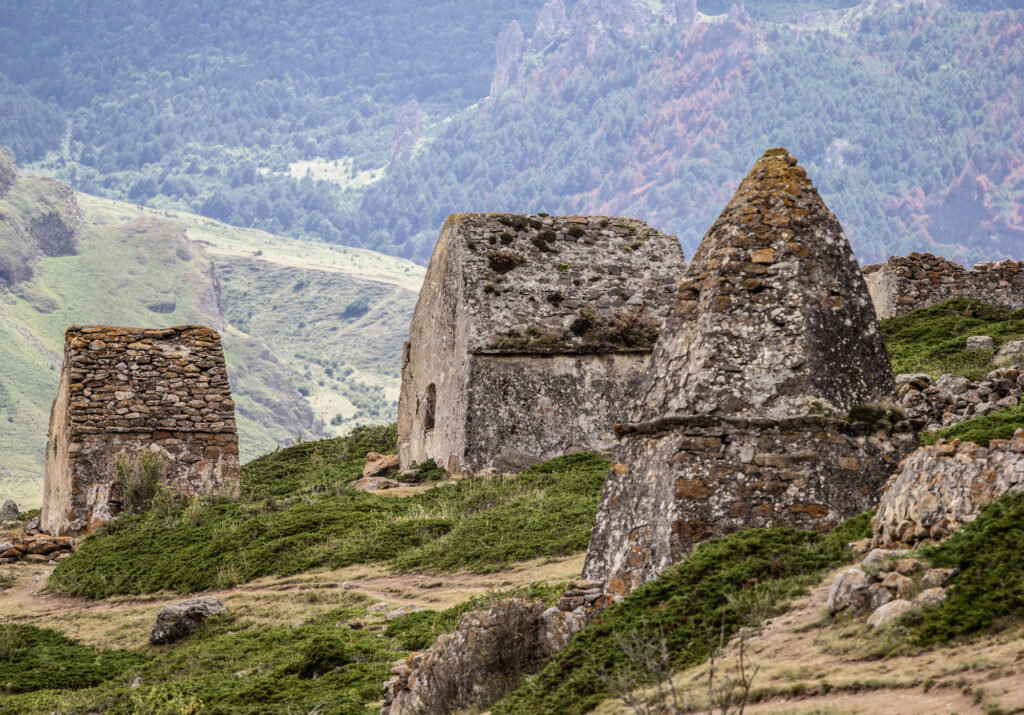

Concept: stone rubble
[[0, 534, 75, 564], [896, 367, 1023, 430], [826, 549, 954, 627], [872, 435, 1024, 549]]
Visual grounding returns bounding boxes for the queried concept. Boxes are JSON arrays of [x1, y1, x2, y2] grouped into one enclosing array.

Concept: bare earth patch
[[0, 553, 585, 651], [595, 566, 1024, 715]]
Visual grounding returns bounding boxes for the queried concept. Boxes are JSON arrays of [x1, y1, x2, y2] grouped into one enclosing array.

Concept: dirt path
[[595, 567, 1024, 715], [0, 553, 585, 650]]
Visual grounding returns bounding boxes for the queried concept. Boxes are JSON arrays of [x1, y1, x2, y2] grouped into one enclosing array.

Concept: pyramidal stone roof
[[634, 148, 895, 420]]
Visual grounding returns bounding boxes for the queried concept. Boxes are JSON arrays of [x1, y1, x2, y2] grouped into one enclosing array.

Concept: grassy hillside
[[0, 186, 423, 508]]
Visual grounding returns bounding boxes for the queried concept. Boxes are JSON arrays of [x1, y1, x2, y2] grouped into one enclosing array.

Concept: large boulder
[[150, 597, 226, 645], [0, 499, 18, 521]]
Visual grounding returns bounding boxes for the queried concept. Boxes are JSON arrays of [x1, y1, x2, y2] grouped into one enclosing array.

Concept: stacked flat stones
[[635, 148, 894, 421], [42, 325, 240, 535], [864, 252, 1024, 318]]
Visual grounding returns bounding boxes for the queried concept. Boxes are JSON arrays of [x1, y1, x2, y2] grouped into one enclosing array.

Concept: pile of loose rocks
[[0, 534, 76, 564], [896, 366, 1023, 429], [826, 548, 956, 628]]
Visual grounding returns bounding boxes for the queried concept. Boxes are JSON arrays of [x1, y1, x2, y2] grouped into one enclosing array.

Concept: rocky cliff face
[[567, 0, 654, 62], [531, 0, 567, 49], [0, 166, 83, 287], [389, 98, 421, 164], [490, 21, 525, 98]]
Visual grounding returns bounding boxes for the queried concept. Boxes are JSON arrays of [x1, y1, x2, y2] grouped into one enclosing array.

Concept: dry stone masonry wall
[[42, 325, 240, 536], [584, 149, 915, 596], [897, 368, 1024, 431], [398, 212, 685, 474], [863, 252, 1024, 319], [872, 435, 1024, 549]]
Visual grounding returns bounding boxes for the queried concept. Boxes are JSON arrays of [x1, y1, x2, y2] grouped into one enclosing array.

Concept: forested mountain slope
[[0, 177, 421, 507], [0, 0, 1022, 264]]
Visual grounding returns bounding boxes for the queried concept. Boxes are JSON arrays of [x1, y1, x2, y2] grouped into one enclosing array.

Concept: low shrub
[[493, 514, 872, 714], [919, 404, 1024, 447], [49, 429, 608, 598], [911, 492, 1024, 645]]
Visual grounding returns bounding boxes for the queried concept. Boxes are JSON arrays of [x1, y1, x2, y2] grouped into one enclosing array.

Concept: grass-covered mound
[[919, 404, 1024, 447], [908, 492, 1024, 645], [880, 298, 1024, 381], [49, 425, 608, 598], [492, 514, 872, 715]]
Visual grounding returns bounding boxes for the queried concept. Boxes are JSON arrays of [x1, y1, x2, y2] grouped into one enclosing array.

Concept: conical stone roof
[[635, 147, 894, 420]]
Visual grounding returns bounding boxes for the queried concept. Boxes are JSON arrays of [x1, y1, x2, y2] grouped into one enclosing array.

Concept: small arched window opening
[[424, 383, 436, 432]]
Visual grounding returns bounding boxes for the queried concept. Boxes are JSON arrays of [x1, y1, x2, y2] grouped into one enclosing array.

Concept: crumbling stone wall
[[585, 149, 914, 595], [398, 212, 685, 474], [42, 325, 240, 536], [584, 415, 919, 595], [863, 252, 1024, 319], [872, 435, 1024, 549]]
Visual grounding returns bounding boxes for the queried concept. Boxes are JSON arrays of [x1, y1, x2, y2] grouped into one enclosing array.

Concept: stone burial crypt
[[41, 325, 241, 536], [397, 211, 686, 474]]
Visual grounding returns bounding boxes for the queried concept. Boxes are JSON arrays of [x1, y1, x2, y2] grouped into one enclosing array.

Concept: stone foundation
[[42, 325, 240, 536], [583, 415, 920, 595]]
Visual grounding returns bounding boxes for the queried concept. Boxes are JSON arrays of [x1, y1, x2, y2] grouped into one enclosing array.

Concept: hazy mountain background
[[2, 0, 1024, 502], [2, 0, 1023, 264]]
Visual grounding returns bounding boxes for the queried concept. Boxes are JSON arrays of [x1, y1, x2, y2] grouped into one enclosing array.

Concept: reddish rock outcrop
[[490, 21, 525, 97]]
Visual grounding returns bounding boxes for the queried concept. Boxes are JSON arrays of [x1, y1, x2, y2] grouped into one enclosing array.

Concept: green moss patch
[[881, 298, 1024, 381], [493, 514, 872, 715]]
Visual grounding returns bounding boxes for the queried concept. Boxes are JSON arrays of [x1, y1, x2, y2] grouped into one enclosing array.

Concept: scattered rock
[[913, 588, 947, 606], [861, 548, 910, 570], [922, 568, 958, 588], [349, 476, 402, 491], [866, 599, 914, 628], [995, 340, 1024, 363], [867, 582, 893, 610], [0, 500, 18, 521], [363, 452, 400, 479], [150, 597, 226, 646], [966, 335, 994, 351], [826, 568, 870, 615], [891, 558, 924, 575], [368, 602, 391, 614], [880, 572, 915, 600]]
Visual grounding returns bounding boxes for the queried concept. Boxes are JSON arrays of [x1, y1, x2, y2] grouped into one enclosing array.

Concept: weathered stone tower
[[583, 149, 918, 596], [397, 212, 686, 475], [42, 325, 241, 536]]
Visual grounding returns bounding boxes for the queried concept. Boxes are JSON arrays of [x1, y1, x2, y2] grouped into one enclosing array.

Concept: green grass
[[905, 493, 1024, 645], [1, 604, 397, 714], [0, 625, 148, 695], [919, 404, 1024, 447], [880, 298, 1024, 381], [492, 514, 872, 715], [48, 426, 609, 598]]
